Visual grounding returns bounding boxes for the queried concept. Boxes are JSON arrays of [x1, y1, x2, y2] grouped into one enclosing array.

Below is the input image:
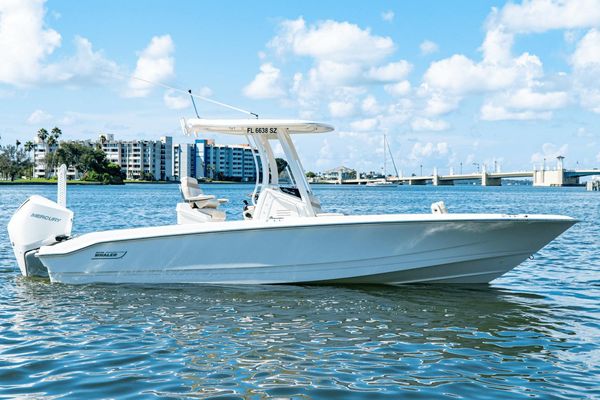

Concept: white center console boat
[[7, 118, 576, 285]]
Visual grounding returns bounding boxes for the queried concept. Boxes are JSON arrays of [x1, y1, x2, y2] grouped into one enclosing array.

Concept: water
[[0, 183, 598, 399]]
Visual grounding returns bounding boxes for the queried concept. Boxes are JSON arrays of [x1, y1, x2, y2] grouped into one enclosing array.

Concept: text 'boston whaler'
[[8, 118, 576, 285]]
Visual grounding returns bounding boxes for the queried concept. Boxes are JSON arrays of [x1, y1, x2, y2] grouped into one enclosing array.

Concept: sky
[[1, 0, 600, 175]]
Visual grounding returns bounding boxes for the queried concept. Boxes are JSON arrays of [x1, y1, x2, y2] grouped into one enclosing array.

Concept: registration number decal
[[247, 127, 278, 134]]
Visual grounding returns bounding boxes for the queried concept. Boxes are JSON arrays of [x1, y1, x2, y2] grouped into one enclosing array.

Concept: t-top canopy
[[181, 118, 334, 137]]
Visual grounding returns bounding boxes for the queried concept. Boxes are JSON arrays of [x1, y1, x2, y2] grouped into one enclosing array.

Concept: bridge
[[340, 157, 600, 187]]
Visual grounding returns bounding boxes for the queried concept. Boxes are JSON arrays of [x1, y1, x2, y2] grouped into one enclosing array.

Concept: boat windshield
[[181, 118, 333, 218]]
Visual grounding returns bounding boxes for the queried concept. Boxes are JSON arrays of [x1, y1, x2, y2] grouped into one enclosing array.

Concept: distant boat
[[366, 133, 399, 187], [366, 178, 397, 187]]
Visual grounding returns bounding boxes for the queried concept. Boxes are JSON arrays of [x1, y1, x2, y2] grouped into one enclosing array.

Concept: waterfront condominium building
[[172, 139, 260, 182], [98, 134, 173, 180], [32, 136, 59, 178], [33, 134, 174, 181], [172, 143, 195, 181]]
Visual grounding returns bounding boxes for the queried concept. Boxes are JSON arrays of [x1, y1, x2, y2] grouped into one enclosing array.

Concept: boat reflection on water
[[7, 278, 583, 397]]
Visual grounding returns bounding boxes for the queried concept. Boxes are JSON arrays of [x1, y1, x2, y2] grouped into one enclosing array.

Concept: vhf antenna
[[121, 73, 259, 118], [188, 89, 200, 118]]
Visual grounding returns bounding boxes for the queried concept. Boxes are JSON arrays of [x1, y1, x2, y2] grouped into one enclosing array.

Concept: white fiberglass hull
[[35, 214, 575, 285]]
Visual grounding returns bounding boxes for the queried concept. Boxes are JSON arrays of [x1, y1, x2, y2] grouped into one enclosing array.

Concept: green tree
[[140, 171, 155, 181], [46, 135, 57, 148], [305, 171, 316, 178], [50, 127, 62, 143], [0, 145, 32, 181], [23, 141, 35, 154], [23, 141, 36, 178], [37, 128, 49, 143], [47, 142, 124, 184]]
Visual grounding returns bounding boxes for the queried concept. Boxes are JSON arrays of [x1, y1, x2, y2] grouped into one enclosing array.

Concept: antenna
[[123, 73, 259, 118], [188, 90, 200, 118]]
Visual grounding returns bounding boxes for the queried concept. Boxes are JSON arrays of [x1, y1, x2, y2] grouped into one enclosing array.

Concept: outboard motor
[[7, 195, 73, 277], [7, 165, 73, 277]]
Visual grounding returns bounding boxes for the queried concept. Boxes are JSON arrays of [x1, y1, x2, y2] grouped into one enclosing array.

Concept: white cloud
[[480, 26, 514, 63], [420, 40, 439, 55], [127, 35, 175, 97], [496, 0, 600, 34], [312, 60, 363, 86], [328, 101, 355, 118], [410, 141, 450, 160], [43, 36, 120, 85], [163, 89, 190, 110], [172, 86, 213, 107], [379, 99, 414, 129], [384, 80, 411, 97], [480, 87, 569, 120], [361, 95, 381, 115], [58, 114, 76, 126], [258, 17, 411, 119], [530, 143, 569, 164], [350, 118, 378, 131], [381, 10, 395, 22], [505, 88, 568, 110], [243, 63, 285, 99], [424, 53, 542, 95], [27, 109, 53, 125], [570, 29, 600, 112], [422, 91, 460, 116], [481, 103, 552, 121], [264, 18, 398, 104], [269, 17, 394, 63], [571, 28, 600, 68], [366, 60, 412, 82], [0, 0, 61, 86], [411, 117, 449, 131]]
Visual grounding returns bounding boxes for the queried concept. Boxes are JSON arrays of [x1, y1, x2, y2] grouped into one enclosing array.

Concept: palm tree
[[37, 128, 49, 143], [97, 133, 108, 150], [46, 135, 57, 147], [45, 132, 60, 178], [24, 141, 35, 178], [24, 140, 34, 153], [50, 127, 62, 143]]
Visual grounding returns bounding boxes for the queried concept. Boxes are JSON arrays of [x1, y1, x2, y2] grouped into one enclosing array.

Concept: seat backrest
[[180, 177, 204, 200]]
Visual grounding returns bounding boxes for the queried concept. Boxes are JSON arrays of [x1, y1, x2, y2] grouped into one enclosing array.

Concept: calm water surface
[[0, 184, 598, 399]]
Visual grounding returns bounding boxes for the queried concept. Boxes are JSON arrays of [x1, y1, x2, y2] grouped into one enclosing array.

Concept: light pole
[[473, 162, 480, 173], [420, 164, 423, 176], [460, 162, 463, 174]]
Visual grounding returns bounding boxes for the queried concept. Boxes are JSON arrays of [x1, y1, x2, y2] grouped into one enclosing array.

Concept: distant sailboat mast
[[383, 133, 387, 181], [382, 133, 399, 182], [386, 134, 399, 181]]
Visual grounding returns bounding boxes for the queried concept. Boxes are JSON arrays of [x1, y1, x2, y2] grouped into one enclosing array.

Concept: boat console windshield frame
[[180, 118, 334, 221]]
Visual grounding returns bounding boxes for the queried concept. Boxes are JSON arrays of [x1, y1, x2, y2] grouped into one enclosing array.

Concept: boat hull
[[35, 214, 575, 285]]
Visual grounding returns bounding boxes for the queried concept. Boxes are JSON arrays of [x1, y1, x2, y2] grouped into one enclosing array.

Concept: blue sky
[[1, 0, 599, 174]]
